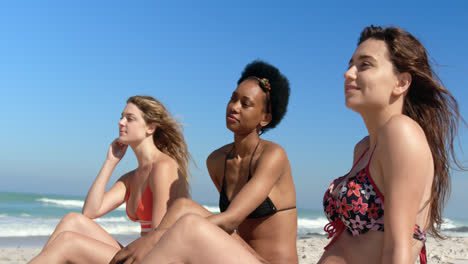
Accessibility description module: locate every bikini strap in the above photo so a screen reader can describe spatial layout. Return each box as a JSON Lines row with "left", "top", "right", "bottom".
{"left": 365, "top": 143, "right": 385, "bottom": 201}
{"left": 350, "top": 147, "right": 370, "bottom": 171}
{"left": 419, "top": 244, "right": 427, "bottom": 264}
{"left": 248, "top": 141, "right": 261, "bottom": 180}
{"left": 365, "top": 144, "right": 378, "bottom": 171}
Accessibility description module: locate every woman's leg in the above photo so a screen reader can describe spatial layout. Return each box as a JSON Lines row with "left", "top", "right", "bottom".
{"left": 109, "top": 198, "right": 216, "bottom": 264}
{"left": 42, "top": 212, "right": 121, "bottom": 250}
{"left": 29, "top": 231, "right": 120, "bottom": 264}
{"left": 148, "top": 198, "right": 214, "bottom": 243}
{"left": 141, "top": 214, "right": 262, "bottom": 264}
{"left": 158, "top": 197, "right": 213, "bottom": 228}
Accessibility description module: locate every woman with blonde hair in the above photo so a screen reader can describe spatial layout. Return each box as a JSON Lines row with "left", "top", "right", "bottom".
{"left": 29, "top": 95, "right": 192, "bottom": 263}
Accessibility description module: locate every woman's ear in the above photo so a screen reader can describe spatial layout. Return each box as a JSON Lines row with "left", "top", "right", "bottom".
{"left": 393, "top": 72, "right": 412, "bottom": 96}
{"left": 259, "top": 113, "right": 272, "bottom": 128}
{"left": 146, "top": 123, "right": 157, "bottom": 135}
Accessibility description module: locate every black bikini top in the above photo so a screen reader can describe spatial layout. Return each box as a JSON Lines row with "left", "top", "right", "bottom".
{"left": 218, "top": 141, "right": 295, "bottom": 219}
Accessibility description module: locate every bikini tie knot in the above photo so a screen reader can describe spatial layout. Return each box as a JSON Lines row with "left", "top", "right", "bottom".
{"left": 324, "top": 219, "right": 344, "bottom": 239}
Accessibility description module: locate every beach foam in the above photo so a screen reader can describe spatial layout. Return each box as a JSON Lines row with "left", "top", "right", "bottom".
{"left": 1, "top": 193, "right": 467, "bottom": 238}
{"left": 36, "top": 197, "right": 126, "bottom": 211}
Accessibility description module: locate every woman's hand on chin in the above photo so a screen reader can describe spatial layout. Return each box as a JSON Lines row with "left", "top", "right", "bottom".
{"left": 107, "top": 138, "right": 128, "bottom": 162}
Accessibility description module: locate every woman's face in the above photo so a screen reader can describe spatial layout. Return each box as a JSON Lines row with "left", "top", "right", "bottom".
{"left": 344, "top": 38, "right": 400, "bottom": 113}
{"left": 226, "top": 79, "right": 268, "bottom": 134}
{"left": 118, "top": 103, "right": 151, "bottom": 144}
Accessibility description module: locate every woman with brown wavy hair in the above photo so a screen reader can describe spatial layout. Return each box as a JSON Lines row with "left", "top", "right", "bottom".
{"left": 29, "top": 95, "right": 192, "bottom": 263}
{"left": 320, "top": 25, "right": 465, "bottom": 264}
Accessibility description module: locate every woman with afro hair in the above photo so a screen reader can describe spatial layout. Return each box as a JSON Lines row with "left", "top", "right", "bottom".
{"left": 110, "top": 60, "right": 298, "bottom": 264}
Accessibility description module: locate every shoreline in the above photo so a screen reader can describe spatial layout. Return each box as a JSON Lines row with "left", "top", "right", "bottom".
{"left": 4, "top": 235, "right": 468, "bottom": 264}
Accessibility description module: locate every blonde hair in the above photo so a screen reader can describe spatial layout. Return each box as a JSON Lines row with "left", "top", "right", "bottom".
{"left": 127, "top": 95, "right": 192, "bottom": 184}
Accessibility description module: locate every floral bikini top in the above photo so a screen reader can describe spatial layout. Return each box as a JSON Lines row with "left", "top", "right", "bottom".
{"left": 323, "top": 146, "right": 427, "bottom": 264}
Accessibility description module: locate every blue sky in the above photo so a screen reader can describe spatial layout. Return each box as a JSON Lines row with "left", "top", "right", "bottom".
{"left": 1, "top": 1, "right": 467, "bottom": 218}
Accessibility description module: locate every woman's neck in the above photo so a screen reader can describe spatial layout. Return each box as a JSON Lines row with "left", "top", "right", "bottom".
{"left": 233, "top": 131, "right": 260, "bottom": 159}
{"left": 361, "top": 104, "right": 402, "bottom": 147}
{"left": 130, "top": 136, "right": 160, "bottom": 168}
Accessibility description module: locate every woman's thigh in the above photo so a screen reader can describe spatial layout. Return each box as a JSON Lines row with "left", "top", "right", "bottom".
{"left": 142, "top": 214, "right": 262, "bottom": 264}
{"left": 31, "top": 231, "right": 121, "bottom": 264}
{"left": 44, "top": 212, "right": 121, "bottom": 249}
{"left": 158, "top": 198, "right": 214, "bottom": 229}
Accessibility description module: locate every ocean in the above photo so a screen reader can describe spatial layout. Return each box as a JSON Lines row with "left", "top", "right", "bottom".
{"left": 1, "top": 192, "right": 467, "bottom": 242}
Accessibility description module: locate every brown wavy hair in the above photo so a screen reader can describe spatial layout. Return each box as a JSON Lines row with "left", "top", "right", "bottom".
{"left": 127, "top": 95, "right": 192, "bottom": 184}
{"left": 358, "top": 25, "right": 466, "bottom": 238}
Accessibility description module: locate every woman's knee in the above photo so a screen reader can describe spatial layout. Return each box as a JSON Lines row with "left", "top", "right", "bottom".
{"left": 60, "top": 212, "right": 90, "bottom": 229}
{"left": 174, "top": 214, "right": 211, "bottom": 237}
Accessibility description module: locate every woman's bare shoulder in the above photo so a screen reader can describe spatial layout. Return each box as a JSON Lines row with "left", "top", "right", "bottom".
{"left": 261, "top": 139, "right": 286, "bottom": 154}
{"left": 207, "top": 143, "right": 233, "bottom": 163}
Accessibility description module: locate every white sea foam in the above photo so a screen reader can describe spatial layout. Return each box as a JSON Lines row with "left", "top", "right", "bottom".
{"left": 36, "top": 197, "right": 126, "bottom": 211}
{"left": 2, "top": 197, "right": 467, "bottom": 238}
{"left": 441, "top": 218, "right": 457, "bottom": 229}
{"left": 298, "top": 217, "right": 329, "bottom": 229}
{"left": 36, "top": 198, "right": 84, "bottom": 208}
{"left": 0, "top": 215, "right": 140, "bottom": 237}
{"left": 203, "top": 205, "right": 220, "bottom": 213}
{"left": 297, "top": 217, "right": 329, "bottom": 235}
{"left": 98, "top": 224, "right": 140, "bottom": 235}
{"left": 297, "top": 217, "right": 468, "bottom": 236}
{"left": 95, "top": 217, "right": 131, "bottom": 223}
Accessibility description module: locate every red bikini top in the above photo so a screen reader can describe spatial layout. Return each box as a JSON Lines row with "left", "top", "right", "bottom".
{"left": 125, "top": 158, "right": 157, "bottom": 233}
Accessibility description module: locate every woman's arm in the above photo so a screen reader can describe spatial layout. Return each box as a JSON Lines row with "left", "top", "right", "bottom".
{"left": 149, "top": 158, "right": 180, "bottom": 229}
{"left": 206, "top": 148, "right": 225, "bottom": 192}
{"left": 378, "top": 116, "right": 433, "bottom": 264}
{"left": 82, "top": 139, "right": 129, "bottom": 218}
{"left": 207, "top": 143, "right": 287, "bottom": 233}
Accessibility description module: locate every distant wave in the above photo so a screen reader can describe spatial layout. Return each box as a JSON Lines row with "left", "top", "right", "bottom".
{"left": 441, "top": 218, "right": 460, "bottom": 229}
{"left": 0, "top": 224, "right": 140, "bottom": 237}
{"left": 95, "top": 217, "right": 130, "bottom": 223}
{"left": 444, "top": 226, "right": 468, "bottom": 232}
{"left": 1, "top": 197, "right": 467, "bottom": 238}
{"left": 0, "top": 215, "right": 139, "bottom": 237}
{"left": 298, "top": 217, "right": 329, "bottom": 228}
{"left": 36, "top": 198, "right": 84, "bottom": 208}
{"left": 36, "top": 197, "right": 126, "bottom": 211}
{"left": 0, "top": 213, "right": 467, "bottom": 237}
{"left": 297, "top": 217, "right": 329, "bottom": 235}
{"left": 36, "top": 198, "right": 218, "bottom": 213}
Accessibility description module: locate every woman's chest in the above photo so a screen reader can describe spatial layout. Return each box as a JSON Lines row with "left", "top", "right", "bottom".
{"left": 323, "top": 168, "right": 385, "bottom": 228}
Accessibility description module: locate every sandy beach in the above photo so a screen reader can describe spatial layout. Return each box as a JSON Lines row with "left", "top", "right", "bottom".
{"left": 296, "top": 236, "right": 468, "bottom": 264}
{"left": 3, "top": 236, "right": 467, "bottom": 264}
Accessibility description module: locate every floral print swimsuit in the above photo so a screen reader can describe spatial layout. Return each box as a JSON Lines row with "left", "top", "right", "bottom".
{"left": 323, "top": 146, "right": 427, "bottom": 264}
